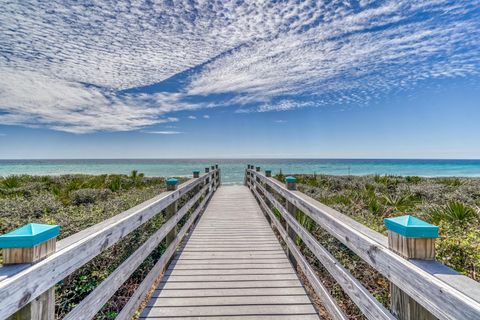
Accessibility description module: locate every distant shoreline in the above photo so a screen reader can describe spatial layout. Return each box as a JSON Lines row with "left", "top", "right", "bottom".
{"left": 1, "top": 159, "right": 480, "bottom": 183}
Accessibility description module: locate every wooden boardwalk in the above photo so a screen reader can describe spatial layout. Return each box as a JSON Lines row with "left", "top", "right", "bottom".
{"left": 141, "top": 185, "right": 320, "bottom": 319}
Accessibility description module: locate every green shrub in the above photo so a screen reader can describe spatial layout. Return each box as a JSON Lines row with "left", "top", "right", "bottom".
{"left": 2, "top": 175, "right": 20, "bottom": 188}
{"left": 367, "top": 197, "right": 383, "bottom": 216}
{"left": 429, "top": 201, "right": 478, "bottom": 224}
{"left": 405, "top": 176, "right": 422, "bottom": 184}
{"left": 295, "top": 210, "right": 315, "bottom": 245}
{"left": 107, "top": 175, "right": 122, "bottom": 192}
{"left": 71, "top": 188, "right": 112, "bottom": 206}
{"left": 437, "top": 177, "right": 464, "bottom": 187}
{"left": 382, "top": 193, "right": 419, "bottom": 212}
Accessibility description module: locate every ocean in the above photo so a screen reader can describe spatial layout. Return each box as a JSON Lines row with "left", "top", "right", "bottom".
{"left": 1, "top": 159, "right": 480, "bottom": 184}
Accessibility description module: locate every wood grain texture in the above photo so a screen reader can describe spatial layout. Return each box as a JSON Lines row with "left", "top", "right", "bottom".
{"left": 63, "top": 183, "right": 212, "bottom": 320}
{"left": 388, "top": 230, "right": 437, "bottom": 320}
{"left": 251, "top": 184, "right": 347, "bottom": 320}
{"left": 248, "top": 169, "right": 480, "bottom": 320}
{"left": 3, "top": 238, "right": 56, "bottom": 264}
{"left": 0, "top": 171, "right": 217, "bottom": 319}
{"left": 387, "top": 231, "right": 435, "bottom": 260}
{"left": 141, "top": 185, "right": 319, "bottom": 320}
{"left": 116, "top": 188, "right": 214, "bottom": 320}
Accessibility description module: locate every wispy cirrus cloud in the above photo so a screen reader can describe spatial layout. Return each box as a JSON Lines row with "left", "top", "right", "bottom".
{"left": 145, "top": 131, "right": 183, "bottom": 135}
{"left": 188, "top": 1, "right": 480, "bottom": 112}
{"left": 0, "top": 0, "right": 479, "bottom": 132}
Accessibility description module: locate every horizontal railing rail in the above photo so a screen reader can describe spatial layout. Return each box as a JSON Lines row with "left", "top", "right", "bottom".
{"left": 245, "top": 167, "right": 480, "bottom": 320}
{"left": 0, "top": 167, "right": 220, "bottom": 319}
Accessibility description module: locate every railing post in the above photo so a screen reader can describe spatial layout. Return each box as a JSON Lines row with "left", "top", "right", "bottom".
{"left": 214, "top": 164, "right": 220, "bottom": 186}
{"left": 384, "top": 215, "right": 439, "bottom": 320}
{"left": 284, "top": 176, "right": 298, "bottom": 268}
{"left": 165, "top": 178, "right": 179, "bottom": 246}
{"left": 0, "top": 223, "right": 59, "bottom": 320}
{"left": 255, "top": 167, "right": 261, "bottom": 184}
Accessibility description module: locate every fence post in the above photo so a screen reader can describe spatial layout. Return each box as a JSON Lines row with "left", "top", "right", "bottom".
{"left": 0, "top": 223, "right": 59, "bottom": 320}
{"left": 284, "top": 176, "right": 298, "bottom": 268}
{"left": 165, "top": 178, "right": 179, "bottom": 246}
{"left": 384, "top": 215, "right": 439, "bottom": 320}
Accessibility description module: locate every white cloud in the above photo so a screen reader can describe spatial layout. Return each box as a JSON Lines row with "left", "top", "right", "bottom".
{"left": 0, "top": 0, "right": 479, "bottom": 132}
{"left": 274, "top": 120, "right": 287, "bottom": 123}
{"left": 187, "top": 1, "right": 480, "bottom": 110}
{"left": 203, "top": 115, "right": 210, "bottom": 119}
{"left": 146, "top": 131, "right": 183, "bottom": 135}
{"left": 188, "top": 116, "right": 197, "bottom": 120}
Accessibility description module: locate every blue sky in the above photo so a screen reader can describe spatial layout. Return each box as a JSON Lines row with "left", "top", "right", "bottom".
{"left": 0, "top": 1, "right": 479, "bottom": 159}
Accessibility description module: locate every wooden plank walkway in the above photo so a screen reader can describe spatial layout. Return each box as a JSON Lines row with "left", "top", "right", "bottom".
{"left": 141, "top": 185, "right": 320, "bottom": 319}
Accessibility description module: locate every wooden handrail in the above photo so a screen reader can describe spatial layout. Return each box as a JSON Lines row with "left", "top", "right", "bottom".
{"left": 246, "top": 169, "right": 480, "bottom": 320}
{"left": 251, "top": 183, "right": 348, "bottom": 320}
{"left": 0, "top": 169, "right": 219, "bottom": 319}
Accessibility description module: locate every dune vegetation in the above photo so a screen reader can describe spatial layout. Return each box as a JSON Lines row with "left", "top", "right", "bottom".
{"left": 274, "top": 173, "right": 480, "bottom": 318}
{"left": 0, "top": 172, "right": 184, "bottom": 319}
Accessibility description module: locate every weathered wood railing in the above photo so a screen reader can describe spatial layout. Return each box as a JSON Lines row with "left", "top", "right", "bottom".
{"left": 0, "top": 167, "right": 220, "bottom": 320}
{"left": 245, "top": 166, "right": 480, "bottom": 320}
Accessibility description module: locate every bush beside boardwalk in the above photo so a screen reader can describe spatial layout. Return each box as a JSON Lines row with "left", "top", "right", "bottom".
{"left": 275, "top": 173, "right": 480, "bottom": 318}
{"left": 0, "top": 173, "right": 185, "bottom": 319}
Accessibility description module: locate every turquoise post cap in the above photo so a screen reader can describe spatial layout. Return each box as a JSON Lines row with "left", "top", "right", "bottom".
{"left": 193, "top": 170, "right": 200, "bottom": 174}
{"left": 384, "top": 215, "right": 439, "bottom": 238}
{"left": 285, "top": 176, "right": 297, "bottom": 183}
{"left": 166, "top": 178, "right": 178, "bottom": 185}
{"left": 265, "top": 170, "right": 272, "bottom": 173}
{"left": 0, "top": 223, "right": 60, "bottom": 248}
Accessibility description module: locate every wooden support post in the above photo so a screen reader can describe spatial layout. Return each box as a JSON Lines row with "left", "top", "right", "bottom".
{"left": 166, "top": 178, "right": 178, "bottom": 191}
{"left": 193, "top": 170, "right": 200, "bottom": 178}
{"left": 384, "top": 215, "right": 439, "bottom": 320}
{"left": 284, "top": 176, "right": 298, "bottom": 267}
{"left": 265, "top": 170, "right": 272, "bottom": 177}
{"left": 285, "top": 200, "right": 297, "bottom": 268}
{"left": 165, "top": 179, "right": 179, "bottom": 246}
{"left": 0, "top": 223, "right": 60, "bottom": 320}
{"left": 285, "top": 176, "right": 297, "bottom": 190}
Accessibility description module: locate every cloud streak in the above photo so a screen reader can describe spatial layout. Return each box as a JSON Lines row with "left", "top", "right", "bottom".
{"left": 146, "top": 131, "right": 183, "bottom": 135}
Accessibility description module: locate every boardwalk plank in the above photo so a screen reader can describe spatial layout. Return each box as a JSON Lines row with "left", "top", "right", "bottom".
{"left": 141, "top": 185, "right": 320, "bottom": 319}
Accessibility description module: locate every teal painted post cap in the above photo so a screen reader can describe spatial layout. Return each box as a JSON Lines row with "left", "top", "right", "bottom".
{"left": 166, "top": 178, "right": 178, "bottom": 185}
{"left": 384, "top": 215, "right": 439, "bottom": 238}
{"left": 285, "top": 176, "right": 297, "bottom": 183}
{"left": 265, "top": 170, "right": 271, "bottom": 174}
{"left": 0, "top": 223, "right": 60, "bottom": 248}
{"left": 193, "top": 170, "right": 200, "bottom": 174}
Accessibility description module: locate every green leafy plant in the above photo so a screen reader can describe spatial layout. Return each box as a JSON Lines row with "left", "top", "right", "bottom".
{"left": 437, "top": 177, "right": 464, "bottom": 187}
{"left": 382, "top": 193, "right": 418, "bottom": 212}
{"left": 429, "top": 201, "right": 478, "bottom": 224}
{"left": 2, "top": 175, "right": 20, "bottom": 188}
{"left": 367, "top": 197, "right": 383, "bottom": 215}
{"left": 405, "top": 176, "right": 422, "bottom": 184}
{"left": 108, "top": 175, "right": 122, "bottom": 192}
{"left": 295, "top": 210, "right": 314, "bottom": 246}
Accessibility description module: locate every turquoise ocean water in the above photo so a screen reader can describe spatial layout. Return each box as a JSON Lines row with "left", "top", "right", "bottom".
{"left": 1, "top": 159, "right": 479, "bottom": 185}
